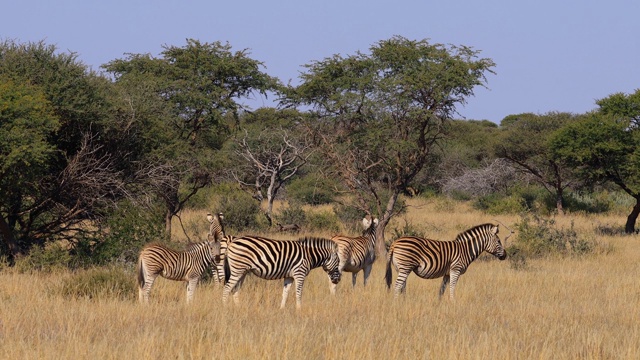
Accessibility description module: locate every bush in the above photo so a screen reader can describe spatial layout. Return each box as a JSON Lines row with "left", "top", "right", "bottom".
{"left": 55, "top": 266, "right": 136, "bottom": 301}
{"left": 513, "top": 214, "right": 597, "bottom": 258}
{"left": 473, "top": 193, "right": 526, "bottom": 214}
{"left": 218, "top": 190, "right": 263, "bottom": 232}
{"left": 287, "top": 175, "right": 336, "bottom": 205}
{"left": 277, "top": 203, "right": 307, "bottom": 227}
{"left": 14, "top": 242, "right": 73, "bottom": 272}
{"left": 305, "top": 211, "right": 340, "bottom": 232}
{"left": 90, "top": 200, "right": 166, "bottom": 266}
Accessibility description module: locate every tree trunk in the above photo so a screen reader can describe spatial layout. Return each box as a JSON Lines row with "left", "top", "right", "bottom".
{"left": 624, "top": 197, "right": 640, "bottom": 234}
{"left": 0, "top": 216, "right": 19, "bottom": 263}
{"left": 556, "top": 187, "right": 565, "bottom": 215}
{"left": 165, "top": 209, "right": 173, "bottom": 235}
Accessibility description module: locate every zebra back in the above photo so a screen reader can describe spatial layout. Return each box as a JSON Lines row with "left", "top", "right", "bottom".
{"left": 331, "top": 217, "right": 378, "bottom": 270}
{"left": 138, "top": 241, "right": 220, "bottom": 283}
{"left": 224, "top": 235, "right": 340, "bottom": 281}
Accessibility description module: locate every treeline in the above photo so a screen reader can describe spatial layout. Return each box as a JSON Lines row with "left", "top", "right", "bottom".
{"left": 1, "top": 38, "right": 638, "bottom": 266}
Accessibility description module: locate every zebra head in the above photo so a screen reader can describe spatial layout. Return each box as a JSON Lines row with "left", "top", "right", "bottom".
{"left": 206, "top": 241, "right": 222, "bottom": 264}
{"left": 323, "top": 243, "right": 342, "bottom": 284}
{"left": 487, "top": 225, "right": 507, "bottom": 260}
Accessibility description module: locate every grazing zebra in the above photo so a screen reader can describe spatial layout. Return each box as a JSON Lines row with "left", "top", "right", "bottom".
{"left": 137, "top": 240, "right": 221, "bottom": 304}
{"left": 222, "top": 236, "right": 341, "bottom": 309}
{"left": 385, "top": 223, "right": 508, "bottom": 300}
{"left": 328, "top": 216, "right": 379, "bottom": 294}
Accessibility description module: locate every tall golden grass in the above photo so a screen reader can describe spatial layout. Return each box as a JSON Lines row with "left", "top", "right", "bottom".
{"left": 1, "top": 197, "right": 639, "bottom": 359}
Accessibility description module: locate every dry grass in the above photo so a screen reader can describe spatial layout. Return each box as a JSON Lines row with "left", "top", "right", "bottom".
{"left": 2, "top": 197, "right": 640, "bottom": 359}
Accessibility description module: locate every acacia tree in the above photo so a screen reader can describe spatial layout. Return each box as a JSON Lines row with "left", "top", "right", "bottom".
{"left": 284, "top": 36, "right": 495, "bottom": 256}
{"left": 104, "top": 39, "right": 279, "bottom": 234}
{"left": 495, "top": 112, "right": 579, "bottom": 214}
{"left": 227, "top": 108, "right": 312, "bottom": 226}
{"left": 0, "top": 41, "right": 126, "bottom": 262}
{"left": 552, "top": 90, "right": 640, "bottom": 233}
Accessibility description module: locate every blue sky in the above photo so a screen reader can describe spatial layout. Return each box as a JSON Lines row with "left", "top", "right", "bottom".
{"left": 3, "top": 0, "right": 638, "bottom": 123}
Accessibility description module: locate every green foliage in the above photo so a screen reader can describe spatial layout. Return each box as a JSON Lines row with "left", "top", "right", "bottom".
{"left": 277, "top": 204, "right": 307, "bottom": 227}
{"left": 218, "top": 190, "right": 262, "bottom": 232}
{"left": 13, "top": 243, "right": 73, "bottom": 272}
{"left": 287, "top": 174, "right": 336, "bottom": 205}
{"left": 511, "top": 214, "right": 597, "bottom": 258}
{"left": 333, "top": 204, "right": 367, "bottom": 231}
{"left": 55, "top": 266, "right": 136, "bottom": 301}
{"left": 305, "top": 211, "right": 340, "bottom": 232}
{"left": 473, "top": 193, "right": 527, "bottom": 214}
{"left": 391, "top": 219, "right": 426, "bottom": 239}
{"left": 90, "top": 201, "right": 166, "bottom": 266}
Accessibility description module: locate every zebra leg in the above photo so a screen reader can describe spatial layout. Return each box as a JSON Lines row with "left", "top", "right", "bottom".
{"left": 223, "top": 272, "right": 244, "bottom": 306}
{"left": 351, "top": 272, "right": 358, "bottom": 288}
{"left": 393, "top": 267, "right": 412, "bottom": 297}
{"left": 281, "top": 277, "right": 293, "bottom": 309}
{"left": 186, "top": 278, "right": 199, "bottom": 303}
{"left": 362, "top": 264, "right": 373, "bottom": 287}
{"left": 438, "top": 275, "right": 450, "bottom": 299}
{"left": 294, "top": 276, "right": 305, "bottom": 310}
{"left": 448, "top": 271, "right": 461, "bottom": 300}
{"left": 139, "top": 273, "right": 157, "bottom": 304}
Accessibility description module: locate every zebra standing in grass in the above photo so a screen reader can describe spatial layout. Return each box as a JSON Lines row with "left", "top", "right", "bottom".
{"left": 385, "top": 223, "right": 508, "bottom": 300}
{"left": 328, "top": 216, "right": 379, "bottom": 294}
{"left": 222, "top": 236, "right": 341, "bottom": 309}
{"left": 137, "top": 240, "right": 221, "bottom": 304}
{"left": 207, "top": 212, "right": 228, "bottom": 283}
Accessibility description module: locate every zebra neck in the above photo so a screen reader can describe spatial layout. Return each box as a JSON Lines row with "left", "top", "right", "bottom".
{"left": 456, "top": 238, "right": 485, "bottom": 262}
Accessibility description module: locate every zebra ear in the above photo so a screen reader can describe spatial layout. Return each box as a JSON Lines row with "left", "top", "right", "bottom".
{"left": 362, "top": 217, "right": 371, "bottom": 228}
{"left": 492, "top": 225, "right": 499, "bottom": 234}
{"left": 206, "top": 213, "right": 214, "bottom": 223}
{"left": 373, "top": 218, "right": 379, "bottom": 226}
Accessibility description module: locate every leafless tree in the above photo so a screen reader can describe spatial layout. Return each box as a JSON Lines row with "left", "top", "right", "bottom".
{"left": 231, "top": 128, "right": 312, "bottom": 226}
{"left": 441, "top": 158, "right": 520, "bottom": 197}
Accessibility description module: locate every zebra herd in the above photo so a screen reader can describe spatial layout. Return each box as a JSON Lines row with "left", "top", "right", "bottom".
{"left": 136, "top": 212, "right": 509, "bottom": 309}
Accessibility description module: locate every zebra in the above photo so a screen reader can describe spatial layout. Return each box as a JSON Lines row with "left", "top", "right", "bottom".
{"left": 206, "top": 212, "right": 227, "bottom": 283}
{"left": 385, "top": 223, "right": 508, "bottom": 300}
{"left": 206, "top": 212, "right": 226, "bottom": 243}
{"left": 222, "top": 236, "right": 341, "bottom": 309}
{"left": 137, "top": 240, "right": 221, "bottom": 304}
{"left": 328, "top": 216, "right": 379, "bottom": 294}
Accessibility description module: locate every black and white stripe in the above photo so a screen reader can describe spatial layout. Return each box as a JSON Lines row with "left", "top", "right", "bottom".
{"left": 329, "top": 217, "right": 379, "bottom": 294}
{"left": 385, "top": 223, "right": 507, "bottom": 299}
{"left": 206, "top": 212, "right": 227, "bottom": 283}
{"left": 137, "top": 241, "right": 221, "bottom": 303}
{"left": 222, "top": 236, "right": 341, "bottom": 309}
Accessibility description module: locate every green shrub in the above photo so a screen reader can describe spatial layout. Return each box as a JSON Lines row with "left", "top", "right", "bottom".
{"left": 14, "top": 242, "right": 72, "bottom": 272}
{"left": 473, "top": 193, "right": 526, "bottom": 214}
{"left": 306, "top": 211, "right": 340, "bottom": 232}
{"left": 391, "top": 218, "right": 426, "bottom": 239}
{"left": 514, "top": 214, "right": 597, "bottom": 258}
{"left": 287, "top": 175, "right": 336, "bottom": 205}
{"left": 333, "top": 204, "right": 364, "bottom": 232}
{"left": 277, "top": 203, "right": 307, "bottom": 227}
{"left": 90, "top": 200, "right": 166, "bottom": 266}
{"left": 55, "top": 266, "right": 136, "bottom": 301}
{"left": 218, "top": 190, "right": 263, "bottom": 232}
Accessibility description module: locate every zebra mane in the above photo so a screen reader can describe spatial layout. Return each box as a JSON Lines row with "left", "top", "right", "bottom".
{"left": 185, "top": 241, "right": 210, "bottom": 252}
{"left": 454, "top": 223, "right": 496, "bottom": 242}
{"left": 296, "top": 236, "right": 335, "bottom": 248}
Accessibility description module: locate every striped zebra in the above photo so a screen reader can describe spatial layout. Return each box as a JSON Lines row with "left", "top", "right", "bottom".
{"left": 206, "top": 212, "right": 226, "bottom": 243}
{"left": 206, "top": 212, "right": 227, "bottom": 283}
{"left": 222, "top": 236, "right": 341, "bottom": 309}
{"left": 385, "top": 223, "right": 508, "bottom": 300}
{"left": 137, "top": 240, "right": 221, "bottom": 304}
{"left": 329, "top": 216, "right": 379, "bottom": 294}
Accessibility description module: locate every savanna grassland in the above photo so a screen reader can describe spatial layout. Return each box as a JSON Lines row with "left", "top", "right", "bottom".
{"left": 1, "top": 197, "right": 639, "bottom": 359}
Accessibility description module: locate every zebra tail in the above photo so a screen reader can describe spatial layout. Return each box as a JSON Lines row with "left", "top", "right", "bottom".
{"left": 384, "top": 249, "right": 393, "bottom": 290}
{"left": 223, "top": 255, "right": 230, "bottom": 284}
{"left": 137, "top": 256, "right": 145, "bottom": 289}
